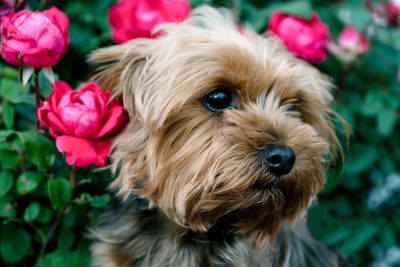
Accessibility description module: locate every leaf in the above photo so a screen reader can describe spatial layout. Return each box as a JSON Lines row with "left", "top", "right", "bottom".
{"left": 37, "top": 207, "right": 53, "bottom": 224}
{"left": 0, "top": 79, "right": 29, "bottom": 104}
{"left": 39, "top": 69, "right": 59, "bottom": 98}
{"left": 340, "top": 221, "right": 378, "bottom": 256}
{"left": 377, "top": 108, "right": 397, "bottom": 137}
{"left": 2, "top": 101, "right": 15, "bottom": 129}
{"left": 90, "top": 194, "right": 111, "bottom": 207}
{"left": 57, "top": 228, "right": 75, "bottom": 250}
{"left": 0, "top": 149, "right": 19, "bottom": 170}
{"left": 267, "top": 0, "right": 313, "bottom": 18}
{"left": 23, "top": 202, "right": 41, "bottom": 222}
{"left": 42, "top": 67, "right": 55, "bottom": 84}
{"left": 48, "top": 178, "right": 72, "bottom": 209}
{"left": 22, "top": 66, "right": 35, "bottom": 87}
{"left": 17, "top": 130, "right": 55, "bottom": 169}
{"left": 0, "top": 198, "right": 16, "bottom": 218}
{"left": 37, "top": 249, "right": 90, "bottom": 267}
{"left": 0, "top": 225, "right": 31, "bottom": 264}
{"left": 0, "top": 171, "right": 13, "bottom": 196}
{"left": 16, "top": 172, "right": 42, "bottom": 195}
{"left": 344, "top": 144, "right": 378, "bottom": 175}
{"left": 0, "top": 130, "right": 14, "bottom": 142}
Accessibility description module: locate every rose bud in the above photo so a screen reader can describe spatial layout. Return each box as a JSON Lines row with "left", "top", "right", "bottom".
{"left": 108, "top": 0, "right": 190, "bottom": 43}
{"left": 37, "top": 81, "right": 126, "bottom": 167}
{"left": 0, "top": 7, "right": 69, "bottom": 68}
{"left": 267, "top": 11, "right": 329, "bottom": 63}
{"left": 338, "top": 26, "right": 369, "bottom": 54}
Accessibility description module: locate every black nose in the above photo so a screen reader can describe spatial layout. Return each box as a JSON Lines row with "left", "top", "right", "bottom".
{"left": 261, "top": 145, "right": 295, "bottom": 176}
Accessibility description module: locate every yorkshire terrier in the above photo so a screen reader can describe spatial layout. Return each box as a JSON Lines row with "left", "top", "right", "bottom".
{"left": 90, "top": 7, "right": 347, "bottom": 267}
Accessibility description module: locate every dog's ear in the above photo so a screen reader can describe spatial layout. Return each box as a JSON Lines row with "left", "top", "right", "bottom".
{"left": 298, "top": 63, "right": 350, "bottom": 163}
{"left": 89, "top": 41, "right": 154, "bottom": 116}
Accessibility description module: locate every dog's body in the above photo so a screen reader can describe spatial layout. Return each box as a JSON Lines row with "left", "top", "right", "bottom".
{"left": 90, "top": 7, "right": 347, "bottom": 267}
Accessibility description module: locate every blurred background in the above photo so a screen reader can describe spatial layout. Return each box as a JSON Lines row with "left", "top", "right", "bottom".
{"left": 0, "top": 0, "right": 399, "bottom": 266}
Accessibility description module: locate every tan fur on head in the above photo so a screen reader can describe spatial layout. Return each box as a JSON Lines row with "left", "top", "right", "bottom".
{"left": 91, "top": 7, "right": 343, "bottom": 245}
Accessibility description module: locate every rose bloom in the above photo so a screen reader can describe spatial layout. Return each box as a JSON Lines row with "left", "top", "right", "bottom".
{"left": 38, "top": 81, "right": 126, "bottom": 167}
{"left": 338, "top": 26, "right": 369, "bottom": 54}
{"left": 108, "top": 0, "right": 190, "bottom": 43}
{"left": 268, "top": 11, "right": 329, "bottom": 63}
{"left": 0, "top": 7, "right": 69, "bottom": 68}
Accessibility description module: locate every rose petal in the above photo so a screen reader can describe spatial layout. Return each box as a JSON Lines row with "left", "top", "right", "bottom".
{"left": 43, "top": 7, "right": 69, "bottom": 34}
{"left": 56, "top": 136, "right": 98, "bottom": 167}
{"left": 93, "top": 139, "right": 113, "bottom": 166}
{"left": 96, "top": 103, "right": 126, "bottom": 138}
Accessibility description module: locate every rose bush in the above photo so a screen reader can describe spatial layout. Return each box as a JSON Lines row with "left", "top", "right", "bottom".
{"left": 108, "top": 0, "right": 190, "bottom": 43}
{"left": 0, "top": 1, "right": 399, "bottom": 267}
{"left": 0, "top": 7, "right": 68, "bottom": 67}
{"left": 38, "top": 81, "right": 126, "bottom": 167}
{"left": 267, "top": 11, "right": 329, "bottom": 62}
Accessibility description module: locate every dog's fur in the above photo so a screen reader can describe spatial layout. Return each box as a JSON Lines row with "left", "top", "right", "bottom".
{"left": 90, "top": 7, "right": 347, "bottom": 267}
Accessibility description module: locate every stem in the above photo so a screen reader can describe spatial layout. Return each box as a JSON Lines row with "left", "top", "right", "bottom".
{"left": 37, "top": 206, "right": 68, "bottom": 262}
{"left": 71, "top": 166, "right": 78, "bottom": 193}
{"left": 34, "top": 69, "right": 41, "bottom": 130}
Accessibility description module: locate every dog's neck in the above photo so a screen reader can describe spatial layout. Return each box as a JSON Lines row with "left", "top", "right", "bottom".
{"left": 92, "top": 196, "right": 346, "bottom": 267}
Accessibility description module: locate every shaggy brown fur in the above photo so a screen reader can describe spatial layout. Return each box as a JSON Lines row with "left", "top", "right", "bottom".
{"left": 90, "top": 7, "right": 347, "bottom": 267}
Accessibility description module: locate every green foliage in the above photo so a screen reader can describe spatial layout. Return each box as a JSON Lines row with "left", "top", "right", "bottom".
{"left": 0, "top": 0, "right": 399, "bottom": 266}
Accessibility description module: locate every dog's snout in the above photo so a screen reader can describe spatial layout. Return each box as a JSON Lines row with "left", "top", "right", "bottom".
{"left": 262, "top": 145, "right": 295, "bottom": 176}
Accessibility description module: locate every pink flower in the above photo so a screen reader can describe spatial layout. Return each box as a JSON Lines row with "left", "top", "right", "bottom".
{"left": 338, "top": 26, "right": 369, "bottom": 54}
{"left": 0, "top": 7, "right": 69, "bottom": 68}
{"left": 108, "top": 0, "right": 190, "bottom": 43}
{"left": 267, "top": 11, "right": 329, "bottom": 63}
{"left": 37, "top": 81, "right": 126, "bottom": 167}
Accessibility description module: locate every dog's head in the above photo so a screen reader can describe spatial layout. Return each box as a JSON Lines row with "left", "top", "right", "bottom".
{"left": 92, "top": 7, "right": 343, "bottom": 244}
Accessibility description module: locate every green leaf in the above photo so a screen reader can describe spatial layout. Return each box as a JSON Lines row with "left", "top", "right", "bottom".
{"left": 58, "top": 228, "right": 75, "bottom": 250}
{"left": 37, "top": 207, "right": 53, "bottom": 224}
{"left": 39, "top": 69, "right": 59, "bottom": 98}
{"left": 0, "top": 198, "right": 16, "bottom": 218}
{"left": 90, "top": 194, "right": 111, "bottom": 207}
{"left": 308, "top": 204, "right": 350, "bottom": 245}
{"left": 344, "top": 145, "right": 378, "bottom": 175}
{"left": 340, "top": 221, "right": 378, "bottom": 256}
{"left": 0, "top": 171, "right": 13, "bottom": 196}
{"left": 0, "top": 225, "right": 31, "bottom": 264}
{"left": 0, "top": 149, "right": 19, "bottom": 170}
{"left": 17, "top": 130, "right": 55, "bottom": 169}
{"left": 16, "top": 172, "right": 42, "bottom": 195}
{"left": 37, "top": 249, "right": 90, "bottom": 267}
{"left": 48, "top": 178, "right": 72, "bottom": 209}
{"left": 23, "top": 202, "right": 41, "bottom": 222}
{"left": 377, "top": 108, "right": 397, "bottom": 137}
{"left": 0, "top": 130, "right": 14, "bottom": 142}
{"left": 2, "top": 101, "right": 15, "bottom": 129}
{"left": 268, "top": 0, "right": 313, "bottom": 18}
{"left": 0, "top": 79, "right": 29, "bottom": 104}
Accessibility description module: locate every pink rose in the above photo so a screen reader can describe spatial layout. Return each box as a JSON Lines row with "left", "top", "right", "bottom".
{"left": 0, "top": 7, "right": 69, "bottom": 68}
{"left": 37, "top": 81, "right": 126, "bottom": 167}
{"left": 108, "top": 0, "right": 190, "bottom": 43}
{"left": 338, "top": 26, "right": 369, "bottom": 54}
{"left": 268, "top": 11, "right": 329, "bottom": 63}
{"left": 382, "top": 1, "right": 400, "bottom": 26}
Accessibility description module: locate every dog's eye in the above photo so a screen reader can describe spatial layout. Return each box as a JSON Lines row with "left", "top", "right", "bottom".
{"left": 202, "top": 88, "right": 235, "bottom": 112}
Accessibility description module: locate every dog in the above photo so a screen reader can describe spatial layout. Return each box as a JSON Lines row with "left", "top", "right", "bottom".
{"left": 90, "top": 7, "right": 348, "bottom": 267}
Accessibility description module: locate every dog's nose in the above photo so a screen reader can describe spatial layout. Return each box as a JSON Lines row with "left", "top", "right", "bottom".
{"left": 261, "top": 145, "right": 295, "bottom": 176}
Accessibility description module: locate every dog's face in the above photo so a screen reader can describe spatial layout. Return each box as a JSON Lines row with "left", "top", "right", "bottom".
{"left": 93, "top": 7, "right": 340, "bottom": 245}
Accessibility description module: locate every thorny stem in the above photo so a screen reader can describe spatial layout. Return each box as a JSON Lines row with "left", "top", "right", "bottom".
{"left": 34, "top": 69, "right": 41, "bottom": 130}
